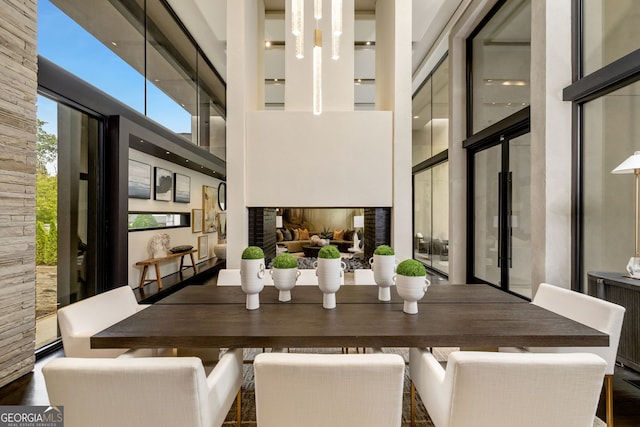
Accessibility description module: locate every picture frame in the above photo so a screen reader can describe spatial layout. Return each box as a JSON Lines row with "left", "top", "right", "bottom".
{"left": 198, "top": 235, "right": 208, "bottom": 260}
{"left": 174, "top": 173, "right": 191, "bottom": 203}
{"left": 154, "top": 167, "right": 173, "bottom": 201}
{"left": 192, "top": 209, "right": 203, "bottom": 233}
{"left": 128, "top": 160, "right": 151, "bottom": 199}
{"left": 202, "top": 185, "right": 219, "bottom": 233}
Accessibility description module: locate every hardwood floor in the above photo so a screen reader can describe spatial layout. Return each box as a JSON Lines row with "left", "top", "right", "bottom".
{"left": 1, "top": 347, "right": 640, "bottom": 426}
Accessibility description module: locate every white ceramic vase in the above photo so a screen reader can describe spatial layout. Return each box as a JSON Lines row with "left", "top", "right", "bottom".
{"left": 314, "top": 258, "right": 346, "bottom": 309}
{"left": 270, "top": 267, "right": 300, "bottom": 302}
{"left": 394, "top": 274, "right": 431, "bottom": 314}
{"left": 369, "top": 254, "right": 396, "bottom": 301}
{"left": 240, "top": 258, "right": 265, "bottom": 310}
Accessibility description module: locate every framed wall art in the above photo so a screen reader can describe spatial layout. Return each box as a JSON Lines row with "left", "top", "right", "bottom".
{"left": 192, "top": 209, "right": 203, "bottom": 233}
{"left": 154, "top": 167, "right": 173, "bottom": 201}
{"left": 202, "top": 185, "right": 220, "bottom": 233}
{"left": 198, "top": 235, "right": 209, "bottom": 260}
{"left": 128, "top": 160, "right": 151, "bottom": 199}
{"left": 174, "top": 173, "right": 191, "bottom": 203}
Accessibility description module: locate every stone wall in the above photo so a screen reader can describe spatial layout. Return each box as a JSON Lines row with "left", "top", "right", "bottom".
{"left": 0, "top": 0, "right": 37, "bottom": 387}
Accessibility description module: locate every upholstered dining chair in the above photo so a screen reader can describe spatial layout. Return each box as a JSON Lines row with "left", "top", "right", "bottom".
{"left": 409, "top": 350, "right": 606, "bottom": 427}
{"left": 43, "top": 349, "right": 243, "bottom": 427}
{"left": 254, "top": 352, "right": 405, "bottom": 427}
{"left": 57, "top": 285, "right": 154, "bottom": 358}
{"left": 502, "top": 283, "right": 625, "bottom": 427}
{"left": 353, "top": 268, "right": 375, "bottom": 285}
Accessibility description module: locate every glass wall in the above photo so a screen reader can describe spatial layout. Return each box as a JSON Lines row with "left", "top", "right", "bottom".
{"left": 583, "top": 0, "right": 640, "bottom": 76}
{"left": 582, "top": 80, "right": 640, "bottom": 281}
{"left": 469, "top": 0, "right": 530, "bottom": 135}
{"left": 39, "top": 0, "right": 226, "bottom": 160}
{"left": 412, "top": 56, "right": 450, "bottom": 276}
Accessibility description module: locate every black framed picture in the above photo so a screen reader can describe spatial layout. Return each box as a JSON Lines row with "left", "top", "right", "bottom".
{"left": 128, "top": 160, "right": 151, "bottom": 199}
{"left": 174, "top": 173, "right": 191, "bottom": 203}
{"left": 154, "top": 167, "right": 173, "bottom": 201}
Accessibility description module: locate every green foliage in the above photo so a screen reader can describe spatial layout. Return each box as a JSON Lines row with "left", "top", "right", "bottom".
{"left": 273, "top": 253, "right": 298, "bottom": 269}
{"left": 396, "top": 259, "right": 426, "bottom": 277}
{"left": 242, "top": 246, "right": 264, "bottom": 259}
{"left": 35, "top": 222, "right": 46, "bottom": 264}
{"left": 374, "top": 245, "right": 395, "bottom": 256}
{"left": 36, "top": 173, "right": 57, "bottom": 224}
{"left": 320, "top": 226, "right": 333, "bottom": 239}
{"left": 318, "top": 245, "right": 340, "bottom": 259}
{"left": 36, "top": 119, "right": 57, "bottom": 176}
{"left": 43, "top": 222, "right": 58, "bottom": 265}
{"left": 129, "top": 214, "right": 159, "bottom": 229}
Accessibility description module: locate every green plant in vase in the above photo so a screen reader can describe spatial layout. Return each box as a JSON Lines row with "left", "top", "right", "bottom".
{"left": 240, "top": 246, "right": 265, "bottom": 310}
{"left": 370, "top": 245, "right": 396, "bottom": 301}
{"left": 270, "top": 253, "right": 299, "bottom": 302}
{"left": 315, "top": 245, "right": 345, "bottom": 309}
{"left": 394, "top": 259, "right": 430, "bottom": 314}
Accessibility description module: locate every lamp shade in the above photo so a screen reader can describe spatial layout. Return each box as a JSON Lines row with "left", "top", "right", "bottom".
{"left": 612, "top": 151, "right": 640, "bottom": 174}
{"left": 353, "top": 215, "right": 364, "bottom": 228}
{"left": 276, "top": 216, "right": 283, "bottom": 228}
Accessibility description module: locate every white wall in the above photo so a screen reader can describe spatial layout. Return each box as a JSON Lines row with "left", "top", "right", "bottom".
{"left": 127, "top": 149, "right": 222, "bottom": 287}
{"left": 245, "top": 111, "right": 392, "bottom": 207}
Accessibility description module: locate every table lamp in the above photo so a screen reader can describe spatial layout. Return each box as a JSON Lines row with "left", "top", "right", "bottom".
{"left": 612, "top": 151, "right": 640, "bottom": 278}
{"left": 353, "top": 215, "right": 364, "bottom": 249}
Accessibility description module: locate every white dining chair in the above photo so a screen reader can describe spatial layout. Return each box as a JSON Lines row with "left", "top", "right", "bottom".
{"left": 57, "top": 286, "right": 155, "bottom": 358}
{"left": 353, "top": 268, "right": 375, "bottom": 285}
{"left": 254, "top": 352, "right": 405, "bottom": 427}
{"left": 43, "top": 348, "right": 243, "bottom": 427}
{"left": 409, "top": 349, "right": 606, "bottom": 427}
{"left": 217, "top": 268, "right": 275, "bottom": 286}
{"left": 502, "top": 283, "right": 625, "bottom": 427}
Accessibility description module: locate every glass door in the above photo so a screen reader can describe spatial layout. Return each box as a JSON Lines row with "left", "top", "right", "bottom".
{"left": 470, "top": 132, "right": 531, "bottom": 297}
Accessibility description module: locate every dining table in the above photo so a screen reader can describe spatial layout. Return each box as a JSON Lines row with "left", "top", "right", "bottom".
{"left": 91, "top": 283, "right": 609, "bottom": 351}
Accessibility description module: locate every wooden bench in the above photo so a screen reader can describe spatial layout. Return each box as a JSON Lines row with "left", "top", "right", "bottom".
{"left": 136, "top": 249, "right": 197, "bottom": 289}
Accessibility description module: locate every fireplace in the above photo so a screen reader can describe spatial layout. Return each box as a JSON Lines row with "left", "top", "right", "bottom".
{"left": 248, "top": 207, "right": 391, "bottom": 262}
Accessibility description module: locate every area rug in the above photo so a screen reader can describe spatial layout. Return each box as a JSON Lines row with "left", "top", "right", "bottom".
{"left": 221, "top": 348, "right": 605, "bottom": 427}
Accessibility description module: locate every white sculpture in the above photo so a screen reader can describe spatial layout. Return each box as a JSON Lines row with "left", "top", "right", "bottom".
{"left": 150, "top": 233, "right": 171, "bottom": 258}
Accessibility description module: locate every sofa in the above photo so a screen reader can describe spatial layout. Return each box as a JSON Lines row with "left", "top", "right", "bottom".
{"left": 277, "top": 228, "right": 357, "bottom": 254}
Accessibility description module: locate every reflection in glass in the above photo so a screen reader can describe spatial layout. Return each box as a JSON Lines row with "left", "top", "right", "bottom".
{"left": 583, "top": 0, "right": 640, "bottom": 76}
{"left": 583, "top": 80, "right": 640, "bottom": 285}
{"left": 470, "top": 0, "right": 530, "bottom": 134}
{"left": 508, "top": 134, "right": 531, "bottom": 298}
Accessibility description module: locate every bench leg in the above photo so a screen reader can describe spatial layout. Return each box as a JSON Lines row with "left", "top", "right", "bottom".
{"left": 138, "top": 265, "right": 149, "bottom": 289}
{"left": 190, "top": 253, "right": 196, "bottom": 271}
{"left": 154, "top": 263, "right": 163, "bottom": 288}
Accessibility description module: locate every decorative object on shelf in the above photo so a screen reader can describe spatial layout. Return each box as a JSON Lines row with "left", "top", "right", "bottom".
{"left": 369, "top": 245, "right": 396, "bottom": 301}
{"left": 240, "top": 246, "right": 265, "bottom": 310}
{"left": 128, "top": 159, "right": 151, "bottom": 199}
{"left": 170, "top": 245, "right": 193, "bottom": 254}
{"left": 314, "top": 245, "right": 345, "bottom": 309}
{"left": 192, "top": 209, "right": 202, "bottom": 233}
{"left": 394, "top": 259, "right": 430, "bottom": 314}
{"left": 612, "top": 151, "right": 640, "bottom": 278}
{"left": 202, "top": 185, "right": 219, "bottom": 233}
{"left": 150, "top": 233, "right": 170, "bottom": 258}
{"left": 197, "top": 235, "right": 208, "bottom": 260}
{"left": 154, "top": 167, "right": 173, "bottom": 201}
{"left": 217, "top": 182, "right": 226, "bottom": 210}
{"left": 213, "top": 243, "right": 227, "bottom": 259}
{"left": 173, "top": 173, "right": 190, "bottom": 203}
{"left": 270, "top": 253, "right": 300, "bottom": 302}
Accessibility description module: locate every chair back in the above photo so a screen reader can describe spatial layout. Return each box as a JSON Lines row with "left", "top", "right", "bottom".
{"left": 57, "top": 286, "right": 145, "bottom": 357}
{"left": 353, "top": 269, "right": 375, "bottom": 285}
{"left": 216, "top": 269, "right": 241, "bottom": 286}
{"left": 43, "top": 357, "right": 214, "bottom": 427}
{"left": 254, "top": 352, "right": 405, "bottom": 427}
{"left": 442, "top": 351, "right": 606, "bottom": 427}
{"left": 530, "top": 282, "right": 625, "bottom": 374}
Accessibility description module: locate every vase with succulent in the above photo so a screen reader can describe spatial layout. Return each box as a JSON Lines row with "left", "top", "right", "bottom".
{"left": 369, "top": 245, "right": 396, "bottom": 301}
{"left": 313, "top": 245, "right": 346, "bottom": 309}
{"left": 394, "top": 259, "right": 430, "bottom": 314}
{"left": 270, "top": 253, "right": 300, "bottom": 302}
{"left": 240, "top": 246, "right": 265, "bottom": 310}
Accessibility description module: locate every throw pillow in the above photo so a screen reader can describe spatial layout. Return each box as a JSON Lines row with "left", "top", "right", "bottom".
{"left": 283, "top": 228, "right": 292, "bottom": 241}
{"left": 292, "top": 228, "right": 300, "bottom": 240}
{"left": 276, "top": 229, "right": 284, "bottom": 242}
{"left": 333, "top": 229, "right": 344, "bottom": 240}
{"left": 343, "top": 229, "right": 354, "bottom": 241}
{"left": 299, "top": 228, "right": 310, "bottom": 240}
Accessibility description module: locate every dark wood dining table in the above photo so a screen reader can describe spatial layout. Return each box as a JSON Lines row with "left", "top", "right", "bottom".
{"left": 91, "top": 284, "right": 608, "bottom": 350}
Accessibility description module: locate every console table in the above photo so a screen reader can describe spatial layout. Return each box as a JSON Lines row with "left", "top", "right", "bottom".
{"left": 136, "top": 249, "right": 196, "bottom": 289}
{"left": 587, "top": 271, "right": 639, "bottom": 372}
